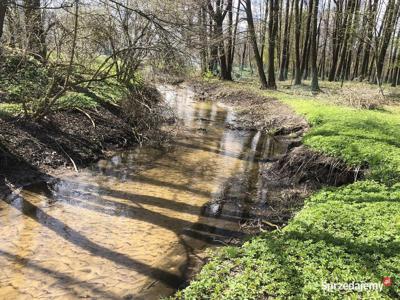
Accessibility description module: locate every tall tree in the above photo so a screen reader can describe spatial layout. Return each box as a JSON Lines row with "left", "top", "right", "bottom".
{"left": 336, "top": 0, "right": 357, "bottom": 82}
{"left": 376, "top": 0, "right": 400, "bottom": 84}
{"left": 360, "top": 0, "right": 378, "bottom": 81}
{"left": 278, "top": 0, "right": 291, "bottom": 81}
{"left": 199, "top": 6, "right": 208, "bottom": 74}
{"left": 294, "top": 0, "right": 302, "bottom": 84}
{"left": 391, "top": 26, "right": 400, "bottom": 87}
{"left": 328, "top": 0, "right": 344, "bottom": 81}
{"left": 24, "top": 0, "right": 46, "bottom": 60}
{"left": 0, "top": 0, "right": 7, "bottom": 41}
{"left": 300, "top": 0, "right": 314, "bottom": 79}
{"left": 267, "top": 0, "right": 279, "bottom": 89}
{"left": 207, "top": 0, "right": 232, "bottom": 80}
{"left": 243, "top": 0, "right": 268, "bottom": 88}
{"left": 310, "top": 0, "right": 319, "bottom": 91}
{"left": 319, "top": 0, "right": 331, "bottom": 80}
{"left": 229, "top": 2, "right": 240, "bottom": 74}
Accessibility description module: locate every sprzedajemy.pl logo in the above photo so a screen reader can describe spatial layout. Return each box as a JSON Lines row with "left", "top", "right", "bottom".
{"left": 322, "top": 276, "right": 398, "bottom": 292}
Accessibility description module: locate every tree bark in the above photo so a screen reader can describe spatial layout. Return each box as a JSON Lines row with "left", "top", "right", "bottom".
{"left": 267, "top": 0, "right": 279, "bottom": 89}
{"left": 360, "top": 0, "right": 378, "bottom": 81}
{"left": 294, "top": 0, "right": 302, "bottom": 85}
{"left": 311, "top": 0, "right": 319, "bottom": 92}
{"left": 376, "top": 0, "right": 400, "bottom": 84}
{"left": 24, "top": 0, "right": 47, "bottom": 60}
{"left": 0, "top": 0, "right": 7, "bottom": 41}
{"left": 229, "top": 1, "right": 240, "bottom": 76}
{"left": 328, "top": 0, "right": 343, "bottom": 81}
{"left": 300, "top": 0, "right": 313, "bottom": 79}
{"left": 200, "top": 6, "right": 208, "bottom": 74}
{"left": 206, "top": 0, "right": 232, "bottom": 80}
{"left": 319, "top": 0, "right": 331, "bottom": 80}
{"left": 278, "top": 0, "right": 291, "bottom": 81}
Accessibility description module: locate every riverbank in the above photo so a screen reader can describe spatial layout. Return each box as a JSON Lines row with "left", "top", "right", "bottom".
{"left": 174, "top": 80, "right": 400, "bottom": 299}
{"left": 0, "top": 83, "right": 305, "bottom": 299}
{"left": 190, "top": 80, "right": 361, "bottom": 228}
{"left": 0, "top": 51, "right": 170, "bottom": 191}
{"left": 0, "top": 82, "right": 167, "bottom": 191}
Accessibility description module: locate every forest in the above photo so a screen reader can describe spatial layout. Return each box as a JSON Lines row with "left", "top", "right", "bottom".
{"left": 0, "top": 0, "right": 400, "bottom": 299}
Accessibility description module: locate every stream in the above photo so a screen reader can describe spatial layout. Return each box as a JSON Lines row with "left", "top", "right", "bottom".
{"left": 0, "top": 85, "right": 286, "bottom": 299}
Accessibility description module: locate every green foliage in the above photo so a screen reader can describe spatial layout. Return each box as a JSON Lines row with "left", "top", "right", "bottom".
{"left": 286, "top": 100, "right": 400, "bottom": 185}
{"left": 56, "top": 92, "right": 98, "bottom": 110}
{"left": 0, "top": 103, "right": 23, "bottom": 118}
{"left": 203, "top": 70, "right": 215, "bottom": 80}
{"left": 174, "top": 87, "right": 400, "bottom": 300}
{"left": 0, "top": 53, "right": 50, "bottom": 115}
{"left": 176, "top": 181, "right": 400, "bottom": 300}
{"left": 0, "top": 52, "right": 129, "bottom": 117}
{"left": 86, "top": 79, "right": 127, "bottom": 104}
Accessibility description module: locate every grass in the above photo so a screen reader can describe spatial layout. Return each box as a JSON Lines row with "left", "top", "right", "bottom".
{"left": 173, "top": 80, "right": 400, "bottom": 299}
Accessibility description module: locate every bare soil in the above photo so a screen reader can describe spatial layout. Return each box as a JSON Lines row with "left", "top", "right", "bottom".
{"left": 191, "top": 80, "right": 308, "bottom": 133}
{"left": 0, "top": 105, "right": 138, "bottom": 189}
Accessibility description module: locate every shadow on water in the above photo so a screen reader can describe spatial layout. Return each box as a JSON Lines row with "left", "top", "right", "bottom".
{"left": 0, "top": 249, "right": 121, "bottom": 300}
{"left": 0, "top": 84, "right": 287, "bottom": 299}
{"left": 2, "top": 191, "right": 183, "bottom": 287}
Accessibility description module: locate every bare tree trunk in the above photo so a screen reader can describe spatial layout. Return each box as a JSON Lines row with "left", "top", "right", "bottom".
{"left": 376, "top": 0, "right": 400, "bottom": 84}
{"left": 328, "top": 0, "right": 343, "bottom": 81}
{"left": 336, "top": 0, "right": 357, "bottom": 81}
{"left": 267, "top": 0, "right": 279, "bottom": 89}
{"left": 311, "top": 0, "right": 319, "bottom": 92}
{"left": 229, "top": 1, "right": 240, "bottom": 76}
{"left": 0, "top": 0, "right": 7, "bottom": 41}
{"left": 300, "top": 0, "right": 313, "bottom": 79}
{"left": 226, "top": 0, "right": 234, "bottom": 78}
{"left": 207, "top": 0, "right": 232, "bottom": 81}
{"left": 260, "top": 1, "right": 268, "bottom": 60}
{"left": 294, "top": 0, "right": 302, "bottom": 84}
{"left": 278, "top": 0, "right": 291, "bottom": 81}
{"left": 391, "top": 26, "right": 400, "bottom": 86}
{"left": 360, "top": 0, "right": 378, "bottom": 81}
{"left": 319, "top": 0, "right": 330, "bottom": 80}
{"left": 24, "top": 0, "right": 47, "bottom": 60}
{"left": 241, "top": 38, "right": 247, "bottom": 71}
{"left": 200, "top": 6, "right": 208, "bottom": 74}
{"left": 244, "top": 0, "right": 268, "bottom": 88}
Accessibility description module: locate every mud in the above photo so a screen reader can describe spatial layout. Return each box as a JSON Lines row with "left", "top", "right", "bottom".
{"left": 191, "top": 80, "right": 309, "bottom": 134}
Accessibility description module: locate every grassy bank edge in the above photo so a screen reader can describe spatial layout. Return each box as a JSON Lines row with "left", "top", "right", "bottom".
{"left": 172, "top": 81, "right": 400, "bottom": 300}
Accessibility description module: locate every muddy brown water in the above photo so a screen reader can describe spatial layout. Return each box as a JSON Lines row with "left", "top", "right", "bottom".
{"left": 0, "top": 85, "right": 286, "bottom": 299}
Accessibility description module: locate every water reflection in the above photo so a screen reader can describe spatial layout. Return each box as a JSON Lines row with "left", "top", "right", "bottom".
{"left": 0, "top": 84, "right": 286, "bottom": 299}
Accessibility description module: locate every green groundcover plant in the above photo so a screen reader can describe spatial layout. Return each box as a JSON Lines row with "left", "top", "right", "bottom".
{"left": 173, "top": 95, "right": 400, "bottom": 300}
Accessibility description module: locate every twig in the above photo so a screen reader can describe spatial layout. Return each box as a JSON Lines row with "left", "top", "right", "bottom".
{"left": 261, "top": 220, "right": 281, "bottom": 230}
{"left": 54, "top": 140, "right": 79, "bottom": 172}
{"left": 75, "top": 108, "right": 96, "bottom": 128}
